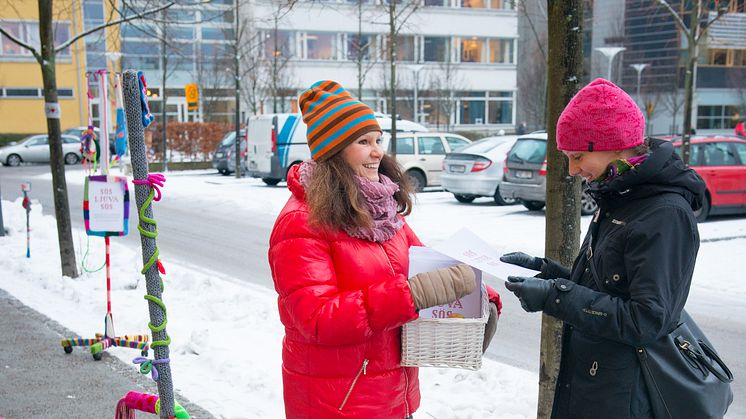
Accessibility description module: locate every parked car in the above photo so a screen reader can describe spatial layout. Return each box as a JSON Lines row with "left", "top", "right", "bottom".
{"left": 383, "top": 132, "right": 472, "bottom": 191}
{"left": 671, "top": 135, "right": 746, "bottom": 221}
{"left": 500, "top": 132, "right": 599, "bottom": 215}
{"left": 62, "top": 126, "right": 116, "bottom": 155}
{"left": 213, "top": 129, "right": 247, "bottom": 176}
{"left": 245, "top": 113, "right": 427, "bottom": 186}
{"left": 0, "top": 134, "right": 83, "bottom": 166}
{"left": 441, "top": 135, "right": 519, "bottom": 205}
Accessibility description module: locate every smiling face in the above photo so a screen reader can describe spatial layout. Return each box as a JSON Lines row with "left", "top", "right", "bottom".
{"left": 563, "top": 149, "right": 635, "bottom": 182}
{"left": 341, "top": 131, "right": 384, "bottom": 181}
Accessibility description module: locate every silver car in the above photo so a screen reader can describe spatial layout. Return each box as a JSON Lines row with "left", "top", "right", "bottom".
{"left": 500, "top": 132, "right": 598, "bottom": 215}
{"left": 0, "top": 134, "right": 83, "bottom": 166}
{"left": 441, "top": 135, "right": 519, "bottom": 205}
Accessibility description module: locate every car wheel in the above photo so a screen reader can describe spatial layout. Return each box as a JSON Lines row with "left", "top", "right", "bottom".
{"left": 580, "top": 190, "right": 598, "bottom": 216}
{"left": 6, "top": 154, "right": 22, "bottom": 167}
{"left": 262, "top": 178, "right": 281, "bottom": 186}
{"left": 493, "top": 186, "right": 516, "bottom": 206}
{"left": 406, "top": 170, "right": 426, "bottom": 192}
{"left": 522, "top": 200, "right": 545, "bottom": 211}
{"left": 694, "top": 193, "right": 710, "bottom": 222}
{"left": 220, "top": 169, "right": 231, "bottom": 176}
{"left": 64, "top": 153, "right": 80, "bottom": 165}
{"left": 454, "top": 194, "right": 475, "bottom": 203}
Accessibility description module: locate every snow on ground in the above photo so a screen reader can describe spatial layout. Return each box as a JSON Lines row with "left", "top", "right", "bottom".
{"left": 4, "top": 170, "right": 746, "bottom": 418}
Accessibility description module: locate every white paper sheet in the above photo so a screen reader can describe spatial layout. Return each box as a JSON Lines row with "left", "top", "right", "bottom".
{"left": 408, "top": 246, "right": 483, "bottom": 319}
{"left": 432, "top": 227, "right": 537, "bottom": 281}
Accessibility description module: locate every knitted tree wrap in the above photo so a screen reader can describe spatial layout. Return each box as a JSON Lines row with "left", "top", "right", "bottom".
{"left": 122, "top": 70, "right": 175, "bottom": 419}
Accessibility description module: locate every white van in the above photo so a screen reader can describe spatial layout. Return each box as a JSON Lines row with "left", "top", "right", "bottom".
{"left": 245, "top": 113, "right": 427, "bottom": 185}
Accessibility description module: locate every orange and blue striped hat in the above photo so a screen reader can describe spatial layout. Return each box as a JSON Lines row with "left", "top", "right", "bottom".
{"left": 299, "top": 80, "right": 381, "bottom": 161}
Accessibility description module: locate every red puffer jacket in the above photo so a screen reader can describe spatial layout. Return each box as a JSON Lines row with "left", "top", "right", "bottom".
{"left": 269, "top": 165, "right": 422, "bottom": 418}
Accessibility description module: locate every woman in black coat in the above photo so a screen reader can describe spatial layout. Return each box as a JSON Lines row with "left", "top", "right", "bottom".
{"left": 502, "top": 79, "right": 706, "bottom": 419}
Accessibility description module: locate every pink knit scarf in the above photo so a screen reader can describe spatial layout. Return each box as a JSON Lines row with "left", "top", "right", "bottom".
{"left": 299, "top": 161, "right": 404, "bottom": 243}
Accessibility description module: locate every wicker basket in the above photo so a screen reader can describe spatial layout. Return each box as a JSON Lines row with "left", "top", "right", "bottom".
{"left": 401, "top": 284, "right": 489, "bottom": 370}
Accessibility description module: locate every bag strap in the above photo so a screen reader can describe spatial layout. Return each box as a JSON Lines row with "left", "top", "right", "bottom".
{"left": 676, "top": 336, "right": 734, "bottom": 383}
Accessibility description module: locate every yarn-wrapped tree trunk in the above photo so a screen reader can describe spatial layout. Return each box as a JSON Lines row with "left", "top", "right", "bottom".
{"left": 122, "top": 69, "right": 175, "bottom": 419}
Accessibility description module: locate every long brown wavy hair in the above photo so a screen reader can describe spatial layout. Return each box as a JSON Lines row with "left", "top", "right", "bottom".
{"left": 306, "top": 153, "right": 414, "bottom": 231}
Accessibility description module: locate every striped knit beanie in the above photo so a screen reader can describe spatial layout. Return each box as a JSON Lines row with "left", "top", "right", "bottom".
{"left": 557, "top": 78, "right": 645, "bottom": 152}
{"left": 299, "top": 80, "right": 381, "bottom": 161}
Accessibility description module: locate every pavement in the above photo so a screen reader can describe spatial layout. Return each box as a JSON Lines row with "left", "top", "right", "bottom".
{"left": 0, "top": 288, "right": 215, "bottom": 419}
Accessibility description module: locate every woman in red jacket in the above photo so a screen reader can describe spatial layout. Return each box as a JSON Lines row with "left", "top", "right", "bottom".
{"left": 269, "top": 80, "right": 499, "bottom": 418}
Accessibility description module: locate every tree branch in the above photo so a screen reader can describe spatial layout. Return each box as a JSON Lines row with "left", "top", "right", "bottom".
{"left": 55, "top": 1, "right": 176, "bottom": 53}
{"left": 697, "top": 9, "right": 727, "bottom": 42}
{"left": 0, "top": 26, "right": 41, "bottom": 62}
{"left": 655, "top": 0, "right": 693, "bottom": 42}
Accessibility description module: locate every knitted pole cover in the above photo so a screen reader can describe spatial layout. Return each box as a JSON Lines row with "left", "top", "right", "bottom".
{"left": 122, "top": 70, "right": 175, "bottom": 419}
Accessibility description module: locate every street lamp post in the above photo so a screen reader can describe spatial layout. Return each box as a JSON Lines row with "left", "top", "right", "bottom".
{"left": 408, "top": 64, "right": 424, "bottom": 124}
{"left": 595, "top": 47, "right": 626, "bottom": 82}
{"left": 630, "top": 63, "right": 649, "bottom": 107}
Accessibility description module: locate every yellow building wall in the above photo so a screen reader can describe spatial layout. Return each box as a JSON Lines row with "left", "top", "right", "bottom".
{"left": 0, "top": 1, "right": 89, "bottom": 134}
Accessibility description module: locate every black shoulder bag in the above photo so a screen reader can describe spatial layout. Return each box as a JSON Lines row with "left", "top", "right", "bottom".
{"left": 585, "top": 217, "right": 734, "bottom": 419}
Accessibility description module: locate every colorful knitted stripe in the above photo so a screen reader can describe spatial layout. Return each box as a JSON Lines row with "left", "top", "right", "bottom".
{"left": 299, "top": 80, "right": 381, "bottom": 161}
{"left": 83, "top": 175, "right": 130, "bottom": 237}
{"left": 594, "top": 154, "right": 649, "bottom": 185}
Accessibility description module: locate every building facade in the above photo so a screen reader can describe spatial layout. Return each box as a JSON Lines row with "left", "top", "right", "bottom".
{"left": 0, "top": 2, "right": 89, "bottom": 134}
{"left": 591, "top": 0, "right": 746, "bottom": 135}
{"left": 246, "top": 0, "right": 518, "bottom": 133}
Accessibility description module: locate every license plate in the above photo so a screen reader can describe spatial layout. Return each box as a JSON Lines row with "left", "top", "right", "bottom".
{"left": 515, "top": 170, "right": 533, "bottom": 179}
{"left": 449, "top": 164, "right": 465, "bottom": 173}
{"left": 216, "top": 152, "right": 224, "bottom": 158}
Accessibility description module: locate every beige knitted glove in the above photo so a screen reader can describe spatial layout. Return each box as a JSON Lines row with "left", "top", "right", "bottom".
{"left": 408, "top": 264, "right": 476, "bottom": 310}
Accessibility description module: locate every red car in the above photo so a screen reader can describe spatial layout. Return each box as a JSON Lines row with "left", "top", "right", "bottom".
{"left": 671, "top": 136, "right": 746, "bottom": 221}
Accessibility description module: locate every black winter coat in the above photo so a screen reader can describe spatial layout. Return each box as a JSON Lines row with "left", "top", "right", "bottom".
{"left": 544, "top": 139, "right": 706, "bottom": 419}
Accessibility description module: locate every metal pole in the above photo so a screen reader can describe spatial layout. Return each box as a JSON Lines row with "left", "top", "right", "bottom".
{"left": 234, "top": 0, "right": 242, "bottom": 179}
{"left": 0, "top": 185, "right": 5, "bottom": 237}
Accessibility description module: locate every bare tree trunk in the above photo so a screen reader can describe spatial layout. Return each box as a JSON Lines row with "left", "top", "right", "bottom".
{"left": 39, "top": 0, "right": 79, "bottom": 278}
{"left": 388, "top": 0, "right": 397, "bottom": 157}
{"left": 681, "top": 44, "right": 698, "bottom": 165}
{"left": 541, "top": 1, "right": 584, "bottom": 417}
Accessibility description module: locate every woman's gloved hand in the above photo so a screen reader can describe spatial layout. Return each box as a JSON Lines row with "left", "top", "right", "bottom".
{"left": 408, "top": 264, "right": 476, "bottom": 310}
{"left": 499, "top": 252, "right": 545, "bottom": 271}
{"left": 504, "top": 276, "right": 554, "bottom": 312}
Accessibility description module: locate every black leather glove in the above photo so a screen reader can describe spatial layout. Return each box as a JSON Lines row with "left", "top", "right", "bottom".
{"left": 504, "top": 276, "right": 554, "bottom": 312}
{"left": 500, "top": 252, "right": 544, "bottom": 271}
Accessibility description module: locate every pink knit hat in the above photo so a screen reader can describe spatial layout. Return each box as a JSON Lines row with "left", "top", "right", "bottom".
{"left": 556, "top": 78, "right": 645, "bottom": 152}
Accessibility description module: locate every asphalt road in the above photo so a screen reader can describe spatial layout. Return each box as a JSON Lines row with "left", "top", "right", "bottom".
{"left": 1, "top": 163, "right": 744, "bottom": 418}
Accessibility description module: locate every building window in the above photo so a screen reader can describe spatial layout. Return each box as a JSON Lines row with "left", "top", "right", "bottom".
{"left": 706, "top": 48, "right": 746, "bottom": 67}
{"left": 263, "top": 30, "right": 294, "bottom": 59}
{"left": 461, "top": 0, "right": 487, "bottom": 8}
{"left": 0, "top": 21, "right": 71, "bottom": 56}
{"left": 697, "top": 105, "right": 741, "bottom": 129}
{"left": 461, "top": 37, "right": 484, "bottom": 63}
{"left": 385, "top": 35, "right": 416, "bottom": 62}
{"left": 423, "top": 0, "right": 448, "bottom": 6}
{"left": 1, "top": 87, "right": 73, "bottom": 98}
{"left": 460, "top": 99, "right": 486, "bottom": 124}
{"left": 347, "top": 34, "right": 376, "bottom": 61}
{"left": 423, "top": 36, "right": 449, "bottom": 62}
{"left": 489, "top": 38, "right": 514, "bottom": 63}
{"left": 305, "top": 32, "right": 335, "bottom": 60}
{"left": 491, "top": 0, "right": 515, "bottom": 8}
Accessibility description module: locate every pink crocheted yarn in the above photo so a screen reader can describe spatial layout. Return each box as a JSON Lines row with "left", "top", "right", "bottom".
{"left": 556, "top": 78, "right": 645, "bottom": 152}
